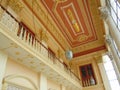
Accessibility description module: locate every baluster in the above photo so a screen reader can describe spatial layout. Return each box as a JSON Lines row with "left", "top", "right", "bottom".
{"left": 14, "top": 22, "right": 19, "bottom": 35}
{"left": 28, "top": 33, "right": 30, "bottom": 44}
{"left": 83, "top": 80, "right": 86, "bottom": 87}
{"left": 19, "top": 26, "right": 24, "bottom": 40}
{"left": 23, "top": 30, "right": 26, "bottom": 42}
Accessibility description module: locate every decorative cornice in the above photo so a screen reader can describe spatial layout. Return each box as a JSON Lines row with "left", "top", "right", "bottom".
{"left": 40, "top": 30, "right": 48, "bottom": 42}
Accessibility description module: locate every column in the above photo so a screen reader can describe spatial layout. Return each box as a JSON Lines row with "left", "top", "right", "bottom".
{"left": 99, "top": 4, "right": 120, "bottom": 52}
{"left": 0, "top": 50, "right": 8, "bottom": 89}
{"left": 39, "top": 73, "right": 47, "bottom": 90}
{"left": 97, "top": 59, "right": 111, "bottom": 90}
{"left": 106, "top": 16, "right": 120, "bottom": 51}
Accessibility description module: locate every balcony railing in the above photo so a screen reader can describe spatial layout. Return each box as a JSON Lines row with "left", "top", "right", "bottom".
{"left": 0, "top": 4, "right": 80, "bottom": 83}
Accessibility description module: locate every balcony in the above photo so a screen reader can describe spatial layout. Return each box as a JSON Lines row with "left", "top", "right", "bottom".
{"left": 0, "top": 5, "right": 82, "bottom": 90}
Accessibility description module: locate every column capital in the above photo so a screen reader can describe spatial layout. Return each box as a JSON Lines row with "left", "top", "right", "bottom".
{"left": 105, "top": 52, "right": 113, "bottom": 61}
{"left": 99, "top": 6, "right": 109, "bottom": 21}
{"left": 104, "top": 34, "right": 112, "bottom": 46}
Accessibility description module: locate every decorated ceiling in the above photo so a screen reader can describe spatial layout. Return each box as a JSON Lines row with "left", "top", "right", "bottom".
{"left": 20, "top": 0, "right": 106, "bottom": 58}
{"left": 42, "top": 0, "right": 97, "bottom": 47}
{"left": 41, "top": 0, "right": 106, "bottom": 57}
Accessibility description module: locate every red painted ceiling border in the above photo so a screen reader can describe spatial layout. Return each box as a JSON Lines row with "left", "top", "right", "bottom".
{"left": 73, "top": 45, "right": 106, "bottom": 57}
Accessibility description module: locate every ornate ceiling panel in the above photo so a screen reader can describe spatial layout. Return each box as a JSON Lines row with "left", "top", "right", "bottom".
{"left": 41, "top": 0, "right": 97, "bottom": 47}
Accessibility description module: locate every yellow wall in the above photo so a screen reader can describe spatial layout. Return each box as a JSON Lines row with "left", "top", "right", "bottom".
{"left": 47, "top": 79, "right": 61, "bottom": 90}
{"left": 4, "top": 58, "right": 39, "bottom": 89}
{"left": 4, "top": 58, "right": 65, "bottom": 90}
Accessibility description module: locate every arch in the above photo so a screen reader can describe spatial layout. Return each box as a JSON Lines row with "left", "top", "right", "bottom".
{"left": 3, "top": 74, "right": 38, "bottom": 90}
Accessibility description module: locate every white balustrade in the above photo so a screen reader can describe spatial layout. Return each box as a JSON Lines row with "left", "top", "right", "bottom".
{"left": 26, "top": 32, "right": 29, "bottom": 44}
{"left": 0, "top": 5, "right": 80, "bottom": 83}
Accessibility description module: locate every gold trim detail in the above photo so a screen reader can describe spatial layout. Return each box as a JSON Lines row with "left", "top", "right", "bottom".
{"left": 8, "top": 0, "right": 24, "bottom": 13}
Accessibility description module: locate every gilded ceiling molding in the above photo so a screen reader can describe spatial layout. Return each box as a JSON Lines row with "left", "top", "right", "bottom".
{"left": 40, "top": 30, "right": 48, "bottom": 42}
{"left": 57, "top": 48, "right": 63, "bottom": 58}
{"left": 52, "top": 0, "right": 67, "bottom": 10}
{"left": 78, "top": 35, "right": 88, "bottom": 42}
{"left": 67, "top": 9, "right": 80, "bottom": 33}
{"left": 7, "top": 0, "right": 24, "bottom": 14}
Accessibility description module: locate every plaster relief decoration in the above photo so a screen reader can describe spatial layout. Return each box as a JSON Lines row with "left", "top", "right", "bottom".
{"left": 40, "top": 30, "right": 48, "bottom": 42}
{"left": 104, "top": 34, "right": 112, "bottom": 45}
{"left": 99, "top": 6, "right": 109, "bottom": 20}
{"left": 7, "top": 0, "right": 23, "bottom": 14}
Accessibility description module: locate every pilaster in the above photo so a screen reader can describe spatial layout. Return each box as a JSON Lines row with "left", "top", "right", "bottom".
{"left": 0, "top": 50, "right": 8, "bottom": 90}
{"left": 39, "top": 73, "right": 47, "bottom": 90}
